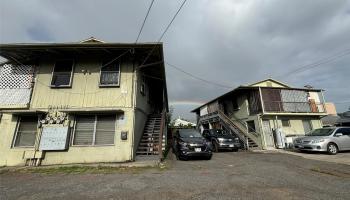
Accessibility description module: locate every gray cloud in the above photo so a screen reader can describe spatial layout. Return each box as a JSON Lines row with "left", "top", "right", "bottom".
{"left": 1, "top": 0, "right": 350, "bottom": 120}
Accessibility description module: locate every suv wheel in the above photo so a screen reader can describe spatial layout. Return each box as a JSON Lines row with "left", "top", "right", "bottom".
{"left": 212, "top": 141, "right": 219, "bottom": 152}
{"left": 327, "top": 143, "right": 338, "bottom": 155}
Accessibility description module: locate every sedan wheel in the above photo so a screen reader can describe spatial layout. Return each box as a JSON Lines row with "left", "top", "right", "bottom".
{"left": 327, "top": 143, "right": 338, "bottom": 155}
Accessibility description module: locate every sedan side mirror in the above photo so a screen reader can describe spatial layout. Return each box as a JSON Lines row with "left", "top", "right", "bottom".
{"left": 335, "top": 133, "right": 343, "bottom": 137}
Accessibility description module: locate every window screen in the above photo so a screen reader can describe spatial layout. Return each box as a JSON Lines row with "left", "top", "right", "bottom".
{"left": 73, "top": 115, "right": 116, "bottom": 145}
{"left": 14, "top": 116, "right": 37, "bottom": 147}
{"left": 73, "top": 116, "right": 95, "bottom": 145}
{"left": 51, "top": 60, "right": 73, "bottom": 87}
{"left": 100, "top": 61, "right": 120, "bottom": 86}
{"left": 95, "top": 115, "right": 115, "bottom": 145}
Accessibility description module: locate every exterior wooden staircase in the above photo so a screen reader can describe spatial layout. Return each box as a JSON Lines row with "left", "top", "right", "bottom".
{"left": 217, "top": 110, "right": 261, "bottom": 149}
{"left": 198, "top": 110, "right": 262, "bottom": 149}
{"left": 136, "top": 113, "right": 165, "bottom": 156}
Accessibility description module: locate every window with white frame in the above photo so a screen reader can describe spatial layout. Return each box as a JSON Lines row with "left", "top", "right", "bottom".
{"left": 73, "top": 115, "right": 116, "bottom": 145}
{"left": 13, "top": 116, "right": 38, "bottom": 147}
{"left": 51, "top": 60, "right": 74, "bottom": 87}
{"left": 100, "top": 60, "right": 120, "bottom": 86}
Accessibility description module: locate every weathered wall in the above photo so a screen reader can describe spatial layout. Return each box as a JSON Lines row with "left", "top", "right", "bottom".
{"left": 250, "top": 80, "right": 287, "bottom": 88}
{"left": 230, "top": 95, "right": 250, "bottom": 120}
{"left": 30, "top": 58, "right": 134, "bottom": 109}
{"left": 0, "top": 109, "right": 135, "bottom": 166}
{"left": 262, "top": 116, "right": 322, "bottom": 136}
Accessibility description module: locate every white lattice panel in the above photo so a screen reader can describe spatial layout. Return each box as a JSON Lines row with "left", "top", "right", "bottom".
{"left": 0, "top": 64, "right": 34, "bottom": 89}
{"left": 0, "top": 64, "right": 35, "bottom": 106}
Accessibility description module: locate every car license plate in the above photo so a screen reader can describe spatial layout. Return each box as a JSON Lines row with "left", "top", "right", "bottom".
{"left": 229, "top": 144, "right": 234, "bottom": 147}
{"left": 195, "top": 148, "right": 201, "bottom": 152}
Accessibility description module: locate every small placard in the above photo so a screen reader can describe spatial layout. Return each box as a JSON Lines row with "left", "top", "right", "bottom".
{"left": 39, "top": 126, "right": 69, "bottom": 151}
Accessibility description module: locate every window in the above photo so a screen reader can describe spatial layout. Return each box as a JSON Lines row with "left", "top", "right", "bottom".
{"left": 100, "top": 60, "right": 120, "bottom": 86}
{"left": 73, "top": 115, "right": 116, "bottom": 145}
{"left": 246, "top": 121, "right": 256, "bottom": 133}
{"left": 51, "top": 60, "right": 74, "bottom": 87}
{"left": 13, "top": 116, "right": 38, "bottom": 147}
{"left": 281, "top": 119, "right": 290, "bottom": 127}
{"left": 335, "top": 128, "right": 350, "bottom": 136}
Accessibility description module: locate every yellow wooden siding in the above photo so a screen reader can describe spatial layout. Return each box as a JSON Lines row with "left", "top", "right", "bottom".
{"left": 31, "top": 59, "right": 134, "bottom": 109}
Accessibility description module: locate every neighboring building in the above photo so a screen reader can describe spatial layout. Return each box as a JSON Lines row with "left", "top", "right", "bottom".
{"left": 324, "top": 102, "right": 337, "bottom": 115}
{"left": 172, "top": 117, "right": 196, "bottom": 128}
{"left": 192, "top": 79, "right": 327, "bottom": 150}
{"left": 337, "top": 111, "right": 350, "bottom": 126}
{"left": 321, "top": 102, "right": 339, "bottom": 127}
{"left": 0, "top": 38, "right": 168, "bottom": 166}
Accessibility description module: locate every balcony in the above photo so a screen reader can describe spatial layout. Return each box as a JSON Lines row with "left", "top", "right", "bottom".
{"left": 263, "top": 101, "right": 325, "bottom": 114}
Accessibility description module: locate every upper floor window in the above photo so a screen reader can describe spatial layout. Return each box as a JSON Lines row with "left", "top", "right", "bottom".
{"left": 51, "top": 60, "right": 74, "bottom": 87}
{"left": 100, "top": 61, "right": 120, "bottom": 86}
{"left": 13, "top": 116, "right": 38, "bottom": 147}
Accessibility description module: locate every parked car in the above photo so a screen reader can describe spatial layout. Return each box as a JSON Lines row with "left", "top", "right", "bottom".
{"left": 293, "top": 127, "right": 350, "bottom": 155}
{"left": 172, "top": 129, "right": 213, "bottom": 160}
{"left": 202, "top": 129, "right": 241, "bottom": 152}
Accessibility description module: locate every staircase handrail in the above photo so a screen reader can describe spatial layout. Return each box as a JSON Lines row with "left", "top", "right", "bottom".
{"left": 158, "top": 109, "right": 166, "bottom": 160}
{"left": 217, "top": 110, "right": 260, "bottom": 144}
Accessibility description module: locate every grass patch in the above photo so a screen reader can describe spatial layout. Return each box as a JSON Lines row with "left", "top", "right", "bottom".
{"left": 1, "top": 165, "right": 160, "bottom": 175}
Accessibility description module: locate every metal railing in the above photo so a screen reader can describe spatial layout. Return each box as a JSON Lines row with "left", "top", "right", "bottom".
{"left": 263, "top": 101, "right": 325, "bottom": 113}
{"left": 158, "top": 109, "right": 166, "bottom": 160}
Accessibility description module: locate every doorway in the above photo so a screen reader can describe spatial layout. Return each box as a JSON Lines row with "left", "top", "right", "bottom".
{"left": 262, "top": 120, "right": 275, "bottom": 148}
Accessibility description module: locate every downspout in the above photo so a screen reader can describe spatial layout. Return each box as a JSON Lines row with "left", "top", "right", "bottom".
{"left": 130, "top": 57, "right": 138, "bottom": 161}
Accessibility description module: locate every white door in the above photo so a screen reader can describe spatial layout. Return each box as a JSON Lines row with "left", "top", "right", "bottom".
{"left": 262, "top": 120, "right": 275, "bottom": 148}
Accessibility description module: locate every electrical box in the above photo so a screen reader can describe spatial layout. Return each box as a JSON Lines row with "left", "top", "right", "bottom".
{"left": 121, "top": 131, "right": 128, "bottom": 140}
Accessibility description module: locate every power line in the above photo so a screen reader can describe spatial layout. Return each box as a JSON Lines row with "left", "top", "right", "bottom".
{"left": 276, "top": 48, "right": 350, "bottom": 79}
{"left": 166, "top": 61, "right": 232, "bottom": 89}
{"left": 140, "top": 0, "right": 188, "bottom": 67}
{"left": 135, "top": 0, "right": 155, "bottom": 43}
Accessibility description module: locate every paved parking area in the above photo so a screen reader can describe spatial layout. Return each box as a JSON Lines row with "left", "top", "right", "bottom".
{"left": 1, "top": 152, "right": 350, "bottom": 200}
{"left": 258, "top": 149, "right": 350, "bottom": 165}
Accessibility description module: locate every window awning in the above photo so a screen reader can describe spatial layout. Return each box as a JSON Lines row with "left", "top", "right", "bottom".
{"left": 58, "top": 108, "right": 124, "bottom": 114}
{"left": 0, "top": 110, "right": 46, "bottom": 114}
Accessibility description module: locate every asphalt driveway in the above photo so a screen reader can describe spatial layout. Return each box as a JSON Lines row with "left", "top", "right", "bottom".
{"left": 1, "top": 151, "right": 350, "bottom": 200}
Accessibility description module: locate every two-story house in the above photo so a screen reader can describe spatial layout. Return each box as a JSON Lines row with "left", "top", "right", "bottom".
{"left": 192, "top": 79, "right": 327, "bottom": 150}
{"left": 0, "top": 38, "right": 168, "bottom": 166}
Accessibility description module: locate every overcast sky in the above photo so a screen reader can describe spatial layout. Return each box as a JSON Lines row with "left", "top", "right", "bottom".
{"left": 1, "top": 0, "right": 350, "bottom": 121}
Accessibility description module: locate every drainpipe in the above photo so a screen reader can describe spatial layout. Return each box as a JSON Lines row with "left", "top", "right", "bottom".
{"left": 130, "top": 59, "right": 137, "bottom": 161}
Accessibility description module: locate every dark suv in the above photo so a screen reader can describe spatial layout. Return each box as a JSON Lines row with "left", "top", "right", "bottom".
{"left": 202, "top": 129, "right": 241, "bottom": 152}
{"left": 172, "top": 129, "right": 213, "bottom": 160}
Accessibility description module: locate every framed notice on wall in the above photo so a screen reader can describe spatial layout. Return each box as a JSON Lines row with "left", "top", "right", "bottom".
{"left": 39, "top": 126, "right": 69, "bottom": 151}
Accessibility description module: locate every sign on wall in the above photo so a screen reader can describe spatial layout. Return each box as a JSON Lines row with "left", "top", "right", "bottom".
{"left": 39, "top": 127, "right": 69, "bottom": 151}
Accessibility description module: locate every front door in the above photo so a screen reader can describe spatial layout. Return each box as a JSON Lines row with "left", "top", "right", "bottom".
{"left": 262, "top": 120, "right": 275, "bottom": 148}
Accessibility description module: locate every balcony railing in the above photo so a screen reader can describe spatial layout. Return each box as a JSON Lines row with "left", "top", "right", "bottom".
{"left": 263, "top": 101, "right": 325, "bottom": 113}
